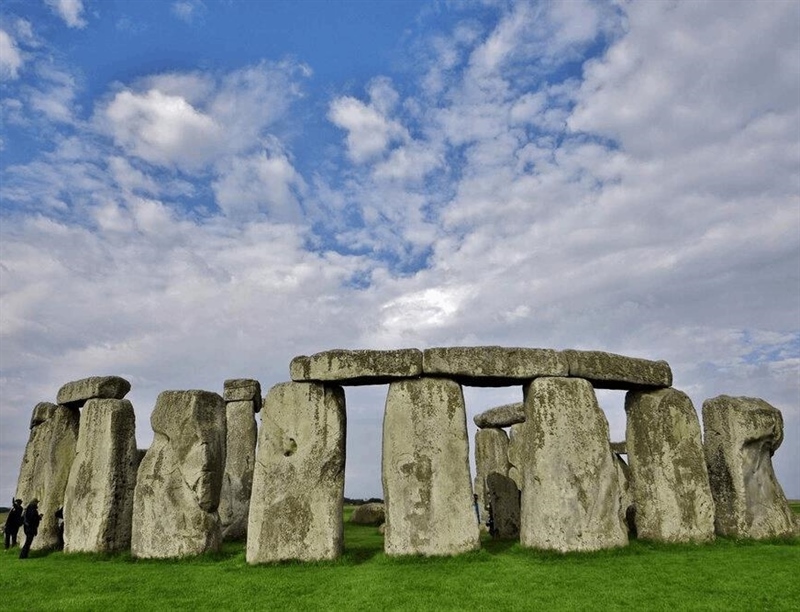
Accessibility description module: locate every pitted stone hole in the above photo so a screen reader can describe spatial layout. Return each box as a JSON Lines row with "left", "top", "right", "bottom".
{"left": 283, "top": 438, "right": 297, "bottom": 457}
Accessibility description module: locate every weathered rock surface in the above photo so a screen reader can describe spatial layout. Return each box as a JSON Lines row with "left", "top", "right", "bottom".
{"left": 423, "top": 347, "right": 568, "bottom": 386}
{"left": 290, "top": 349, "right": 423, "bottom": 385}
{"left": 223, "top": 379, "right": 262, "bottom": 412}
{"left": 15, "top": 403, "right": 80, "bottom": 551}
{"left": 350, "top": 502, "right": 385, "bottom": 526}
{"left": 564, "top": 350, "right": 672, "bottom": 390}
{"left": 473, "top": 402, "right": 525, "bottom": 429}
{"left": 702, "top": 395, "right": 797, "bottom": 539}
{"left": 486, "top": 472, "right": 520, "bottom": 539}
{"left": 247, "top": 382, "right": 346, "bottom": 563}
{"left": 614, "top": 453, "right": 635, "bottom": 536}
{"left": 625, "top": 388, "right": 715, "bottom": 542}
{"left": 63, "top": 399, "right": 138, "bottom": 553}
{"left": 382, "top": 377, "right": 480, "bottom": 556}
{"left": 131, "top": 390, "right": 226, "bottom": 558}
{"left": 56, "top": 376, "right": 131, "bottom": 407}
{"left": 610, "top": 441, "right": 627, "bottom": 455}
{"left": 218, "top": 400, "right": 258, "bottom": 541}
{"left": 474, "top": 428, "right": 510, "bottom": 524}
{"left": 519, "top": 377, "right": 627, "bottom": 552}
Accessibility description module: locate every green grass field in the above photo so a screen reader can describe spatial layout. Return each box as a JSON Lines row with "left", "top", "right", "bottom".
{"left": 2, "top": 505, "right": 799, "bottom": 611}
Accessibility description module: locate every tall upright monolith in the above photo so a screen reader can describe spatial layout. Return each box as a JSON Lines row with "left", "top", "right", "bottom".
{"left": 131, "top": 390, "right": 226, "bottom": 558}
{"left": 382, "top": 377, "right": 480, "bottom": 556}
{"left": 702, "top": 395, "right": 797, "bottom": 539}
{"left": 519, "top": 377, "right": 627, "bottom": 552}
{"left": 625, "top": 388, "right": 715, "bottom": 542}
{"left": 63, "top": 399, "right": 138, "bottom": 553}
{"left": 474, "top": 427, "right": 510, "bottom": 524}
{"left": 15, "top": 402, "right": 80, "bottom": 551}
{"left": 247, "top": 381, "right": 346, "bottom": 563}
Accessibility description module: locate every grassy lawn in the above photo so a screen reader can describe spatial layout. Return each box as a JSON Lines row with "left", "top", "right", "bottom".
{"left": 1, "top": 505, "right": 798, "bottom": 611}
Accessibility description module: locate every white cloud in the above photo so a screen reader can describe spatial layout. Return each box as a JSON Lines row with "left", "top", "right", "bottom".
{"left": 0, "top": 28, "right": 23, "bottom": 79}
{"left": 45, "top": 0, "right": 87, "bottom": 29}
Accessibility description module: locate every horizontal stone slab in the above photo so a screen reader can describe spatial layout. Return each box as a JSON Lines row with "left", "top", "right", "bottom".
{"left": 57, "top": 376, "right": 132, "bottom": 407}
{"left": 474, "top": 402, "right": 525, "bottom": 428}
{"left": 423, "top": 347, "right": 568, "bottom": 386}
{"left": 564, "top": 350, "right": 672, "bottom": 390}
{"left": 290, "top": 349, "right": 423, "bottom": 385}
{"left": 223, "top": 379, "right": 262, "bottom": 412}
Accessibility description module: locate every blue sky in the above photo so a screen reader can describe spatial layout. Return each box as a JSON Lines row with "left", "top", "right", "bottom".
{"left": 1, "top": 0, "right": 799, "bottom": 502}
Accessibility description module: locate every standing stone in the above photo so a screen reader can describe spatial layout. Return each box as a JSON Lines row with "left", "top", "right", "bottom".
{"left": 247, "top": 382, "right": 346, "bottom": 563}
{"left": 486, "top": 472, "right": 521, "bottom": 539}
{"left": 625, "top": 388, "right": 715, "bottom": 542}
{"left": 382, "top": 377, "right": 480, "bottom": 557}
{"left": 702, "top": 395, "right": 797, "bottom": 539}
{"left": 614, "top": 453, "right": 635, "bottom": 537}
{"left": 15, "top": 402, "right": 80, "bottom": 551}
{"left": 131, "top": 390, "right": 226, "bottom": 558}
{"left": 63, "top": 399, "right": 138, "bottom": 553}
{"left": 519, "top": 377, "right": 627, "bottom": 552}
{"left": 474, "top": 428, "right": 510, "bottom": 524}
{"left": 219, "top": 379, "right": 260, "bottom": 541}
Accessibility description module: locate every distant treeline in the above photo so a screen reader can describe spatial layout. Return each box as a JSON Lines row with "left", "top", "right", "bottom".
{"left": 343, "top": 498, "right": 383, "bottom": 506}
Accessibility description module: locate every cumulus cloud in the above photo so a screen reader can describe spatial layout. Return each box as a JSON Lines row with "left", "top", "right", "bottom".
{"left": 45, "top": 0, "right": 87, "bottom": 29}
{"left": 0, "top": 28, "right": 23, "bottom": 79}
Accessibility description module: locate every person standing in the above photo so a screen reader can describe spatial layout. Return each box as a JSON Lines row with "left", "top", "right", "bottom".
{"left": 19, "top": 499, "right": 42, "bottom": 559}
{"left": 4, "top": 498, "right": 23, "bottom": 549}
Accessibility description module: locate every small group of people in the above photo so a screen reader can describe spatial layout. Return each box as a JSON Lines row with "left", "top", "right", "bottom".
{"left": 4, "top": 497, "right": 44, "bottom": 558}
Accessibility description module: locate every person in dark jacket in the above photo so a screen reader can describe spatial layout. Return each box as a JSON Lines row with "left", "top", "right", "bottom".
{"left": 4, "top": 498, "right": 23, "bottom": 549}
{"left": 19, "top": 499, "right": 42, "bottom": 559}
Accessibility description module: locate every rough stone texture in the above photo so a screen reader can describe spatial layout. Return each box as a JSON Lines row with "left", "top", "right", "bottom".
{"left": 63, "top": 399, "right": 138, "bottom": 553}
{"left": 382, "top": 377, "right": 480, "bottom": 556}
{"left": 15, "top": 403, "right": 80, "bottom": 551}
{"left": 247, "top": 382, "right": 346, "bottom": 563}
{"left": 614, "top": 453, "right": 635, "bottom": 536}
{"left": 223, "top": 379, "right": 262, "bottom": 412}
{"left": 610, "top": 441, "right": 627, "bottom": 455}
{"left": 474, "top": 402, "right": 525, "bottom": 429}
{"left": 350, "top": 502, "right": 385, "bottom": 526}
{"left": 131, "top": 390, "right": 226, "bottom": 558}
{"left": 702, "top": 395, "right": 797, "bottom": 539}
{"left": 290, "top": 349, "right": 423, "bottom": 385}
{"left": 507, "top": 423, "right": 524, "bottom": 475}
{"left": 564, "top": 350, "right": 672, "bottom": 390}
{"left": 486, "top": 472, "right": 520, "bottom": 539}
{"left": 507, "top": 466, "right": 522, "bottom": 490}
{"left": 474, "top": 428, "right": 510, "bottom": 523}
{"left": 218, "top": 400, "right": 258, "bottom": 541}
{"left": 422, "top": 346, "right": 568, "bottom": 386}
{"left": 519, "top": 377, "right": 627, "bottom": 552}
{"left": 625, "top": 388, "right": 715, "bottom": 542}
{"left": 56, "top": 376, "right": 131, "bottom": 407}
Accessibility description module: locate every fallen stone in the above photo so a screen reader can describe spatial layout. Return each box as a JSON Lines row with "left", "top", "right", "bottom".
{"left": 56, "top": 376, "right": 131, "bottom": 407}
{"left": 474, "top": 428, "right": 510, "bottom": 524}
{"left": 486, "top": 472, "right": 520, "bottom": 539}
{"left": 15, "top": 403, "right": 80, "bottom": 551}
{"left": 131, "top": 390, "right": 226, "bottom": 558}
{"left": 63, "top": 399, "right": 138, "bottom": 553}
{"left": 218, "top": 400, "right": 258, "bottom": 541}
{"left": 702, "top": 395, "right": 797, "bottom": 539}
{"left": 519, "top": 377, "right": 628, "bottom": 552}
{"left": 382, "top": 377, "right": 480, "bottom": 556}
{"left": 422, "top": 346, "right": 568, "bottom": 386}
{"left": 625, "top": 388, "right": 715, "bottom": 542}
{"left": 290, "top": 349, "right": 423, "bottom": 385}
{"left": 247, "top": 382, "right": 346, "bottom": 563}
{"left": 563, "top": 350, "right": 672, "bottom": 390}
{"left": 473, "top": 402, "right": 525, "bottom": 428}
{"left": 350, "top": 502, "right": 385, "bottom": 526}
{"left": 223, "top": 379, "right": 262, "bottom": 412}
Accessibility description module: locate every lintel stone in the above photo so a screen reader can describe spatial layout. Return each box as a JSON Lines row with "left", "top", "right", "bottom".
{"left": 564, "top": 350, "right": 672, "bottom": 390}
{"left": 223, "top": 379, "right": 262, "bottom": 412}
{"left": 57, "top": 376, "right": 131, "bottom": 407}
{"left": 474, "top": 402, "right": 525, "bottom": 428}
{"left": 290, "top": 349, "right": 422, "bottom": 385}
{"left": 423, "top": 346, "right": 568, "bottom": 386}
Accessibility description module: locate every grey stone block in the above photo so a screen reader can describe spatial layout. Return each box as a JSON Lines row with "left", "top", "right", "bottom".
{"left": 290, "top": 349, "right": 423, "bottom": 385}
{"left": 423, "top": 346, "right": 568, "bottom": 386}
{"left": 57, "top": 376, "right": 131, "bottom": 407}
{"left": 564, "top": 350, "right": 672, "bottom": 390}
